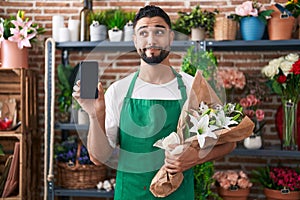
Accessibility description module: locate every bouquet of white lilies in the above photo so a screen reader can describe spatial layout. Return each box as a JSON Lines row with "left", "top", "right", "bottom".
{"left": 150, "top": 71, "right": 254, "bottom": 198}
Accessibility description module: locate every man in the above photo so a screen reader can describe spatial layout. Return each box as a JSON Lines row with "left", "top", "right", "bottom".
{"left": 73, "top": 5, "right": 236, "bottom": 199}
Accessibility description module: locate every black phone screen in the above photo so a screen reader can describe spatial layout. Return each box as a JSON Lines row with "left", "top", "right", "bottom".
{"left": 80, "top": 61, "right": 99, "bottom": 99}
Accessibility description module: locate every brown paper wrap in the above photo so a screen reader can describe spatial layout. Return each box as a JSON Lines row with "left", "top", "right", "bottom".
{"left": 150, "top": 71, "right": 255, "bottom": 197}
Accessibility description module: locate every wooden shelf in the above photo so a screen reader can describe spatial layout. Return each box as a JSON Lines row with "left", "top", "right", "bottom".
{"left": 0, "top": 68, "right": 38, "bottom": 200}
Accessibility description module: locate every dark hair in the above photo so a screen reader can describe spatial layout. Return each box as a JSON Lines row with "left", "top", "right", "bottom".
{"left": 133, "top": 5, "right": 171, "bottom": 29}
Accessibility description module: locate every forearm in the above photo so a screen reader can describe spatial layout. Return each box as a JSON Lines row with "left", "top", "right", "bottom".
{"left": 87, "top": 115, "right": 114, "bottom": 165}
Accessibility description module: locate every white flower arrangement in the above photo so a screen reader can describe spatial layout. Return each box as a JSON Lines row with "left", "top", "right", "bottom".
{"left": 154, "top": 101, "right": 243, "bottom": 154}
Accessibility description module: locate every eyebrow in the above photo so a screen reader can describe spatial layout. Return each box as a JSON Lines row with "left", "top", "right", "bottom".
{"left": 137, "top": 24, "right": 167, "bottom": 31}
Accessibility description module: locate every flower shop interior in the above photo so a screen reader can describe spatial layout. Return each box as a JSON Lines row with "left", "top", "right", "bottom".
{"left": 1, "top": 0, "right": 300, "bottom": 200}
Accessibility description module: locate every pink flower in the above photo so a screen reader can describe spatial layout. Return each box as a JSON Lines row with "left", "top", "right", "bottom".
{"left": 217, "top": 68, "right": 246, "bottom": 90}
{"left": 240, "top": 98, "right": 250, "bottom": 108}
{"left": 213, "top": 170, "right": 252, "bottom": 190}
{"left": 8, "top": 16, "right": 37, "bottom": 49}
{"left": 255, "top": 109, "right": 264, "bottom": 121}
{"left": 235, "top": 1, "right": 258, "bottom": 17}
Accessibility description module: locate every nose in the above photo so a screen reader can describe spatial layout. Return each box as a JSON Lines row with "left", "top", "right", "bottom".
{"left": 147, "top": 32, "right": 156, "bottom": 46}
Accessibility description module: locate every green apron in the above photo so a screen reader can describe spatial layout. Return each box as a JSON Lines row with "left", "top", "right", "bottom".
{"left": 114, "top": 68, "right": 194, "bottom": 200}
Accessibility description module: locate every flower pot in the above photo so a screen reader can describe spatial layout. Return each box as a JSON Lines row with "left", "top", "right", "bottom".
{"left": 264, "top": 188, "right": 300, "bottom": 200}
{"left": 244, "top": 134, "right": 262, "bottom": 149}
{"left": 217, "top": 187, "right": 250, "bottom": 200}
{"left": 108, "top": 29, "right": 123, "bottom": 42}
{"left": 240, "top": 17, "right": 265, "bottom": 40}
{"left": 90, "top": 24, "right": 107, "bottom": 41}
{"left": 268, "top": 5, "right": 296, "bottom": 40}
{"left": 0, "top": 40, "right": 28, "bottom": 69}
{"left": 214, "top": 15, "right": 237, "bottom": 41}
{"left": 123, "top": 21, "right": 133, "bottom": 41}
{"left": 191, "top": 27, "right": 205, "bottom": 41}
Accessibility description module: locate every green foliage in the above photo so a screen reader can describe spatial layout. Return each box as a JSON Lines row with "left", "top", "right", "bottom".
{"left": 125, "top": 11, "right": 136, "bottom": 23}
{"left": 57, "top": 64, "right": 78, "bottom": 113}
{"left": 106, "top": 9, "right": 127, "bottom": 30}
{"left": 176, "top": 5, "right": 218, "bottom": 36}
{"left": 171, "top": 18, "right": 190, "bottom": 35}
{"left": 194, "top": 162, "right": 221, "bottom": 200}
{"left": 181, "top": 46, "right": 217, "bottom": 78}
{"left": 89, "top": 11, "right": 107, "bottom": 25}
{"left": 285, "top": 0, "right": 300, "bottom": 18}
{"left": 251, "top": 166, "right": 274, "bottom": 189}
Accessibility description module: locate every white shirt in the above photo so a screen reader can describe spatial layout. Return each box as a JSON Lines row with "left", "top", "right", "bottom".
{"left": 104, "top": 71, "right": 194, "bottom": 148}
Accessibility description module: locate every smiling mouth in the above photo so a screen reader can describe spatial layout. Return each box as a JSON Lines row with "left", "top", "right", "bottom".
{"left": 143, "top": 46, "right": 163, "bottom": 51}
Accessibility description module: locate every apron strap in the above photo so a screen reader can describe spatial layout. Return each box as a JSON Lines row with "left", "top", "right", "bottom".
{"left": 170, "top": 67, "right": 187, "bottom": 103}
{"left": 125, "top": 70, "right": 139, "bottom": 98}
{"left": 125, "top": 68, "right": 187, "bottom": 104}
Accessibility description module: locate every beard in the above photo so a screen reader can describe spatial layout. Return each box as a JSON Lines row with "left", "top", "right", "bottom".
{"left": 139, "top": 46, "right": 170, "bottom": 65}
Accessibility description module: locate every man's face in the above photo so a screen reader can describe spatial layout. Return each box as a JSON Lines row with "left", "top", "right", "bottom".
{"left": 133, "top": 16, "right": 173, "bottom": 65}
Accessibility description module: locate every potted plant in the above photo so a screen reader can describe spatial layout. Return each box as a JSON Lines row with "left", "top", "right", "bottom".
{"left": 171, "top": 18, "right": 190, "bottom": 40}
{"left": 106, "top": 9, "right": 126, "bottom": 42}
{"left": 89, "top": 10, "right": 108, "bottom": 41}
{"left": 176, "top": 6, "right": 218, "bottom": 41}
{"left": 251, "top": 165, "right": 300, "bottom": 199}
{"left": 229, "top": 0, "right": 273, "bottom": 40}
{"left": 239, "top": 86, "right": 266, "bottom": 149}
{"left": 57, "top": 63, "right": 78, "bottom": 122}
{"left": 213, "top": 170, "right": 253, "bottom": 200}
{"left": 268, "top": 1, "right": 299, "bottom": 40}
{"left": 181, "top": 46, "right": 223, "bottom": 99}
{"left": 123, "top": 11, "right": 136, "bottom": 41}
{"left": 0, "top": 10, "right": 44, "bottom": 68}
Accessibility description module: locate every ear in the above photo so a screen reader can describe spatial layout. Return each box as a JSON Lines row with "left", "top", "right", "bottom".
{"left": 133, "top": 34, "right": 138, "bottom": 48}
{"left": 169, "top": 30, "right": 175, "bottom": 46}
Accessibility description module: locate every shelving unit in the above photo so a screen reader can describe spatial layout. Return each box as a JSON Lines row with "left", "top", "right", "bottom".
{"left": 0, "top": 68, "right": 38, "bottom": 200}
{"left": 46, "top": 39, "right": 300, "bottom": 200}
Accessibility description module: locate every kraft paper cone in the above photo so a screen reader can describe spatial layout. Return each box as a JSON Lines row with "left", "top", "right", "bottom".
{"left": 150, "top": 70, "right": 255, "bottom": 198}
{"left": 150, "top": 167, "right": 184, "bottom": 198}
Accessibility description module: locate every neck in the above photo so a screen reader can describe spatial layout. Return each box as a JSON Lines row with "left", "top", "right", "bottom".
{"left": 139, "top": 59, "right": 175, "bottom": 84}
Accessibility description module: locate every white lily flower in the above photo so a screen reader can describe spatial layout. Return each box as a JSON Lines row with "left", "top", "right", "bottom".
{"left": 189, "top": 114, "right": 217, "bottom": 148}
{"left": 214, "top": 110, "right": 238, "bottom": 130}
{"left": 189, "top": 114, "right": 210, "bottom": 134}
{"left": 197, "top": 131, "right": 217, "bottom": 148}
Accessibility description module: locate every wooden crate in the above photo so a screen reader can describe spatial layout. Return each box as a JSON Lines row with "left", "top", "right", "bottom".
{"left": 0, "top": 68, "right": 38, "bottom": 200}
{"left": 0, "top": 68, "right": 38, "bottom": 133}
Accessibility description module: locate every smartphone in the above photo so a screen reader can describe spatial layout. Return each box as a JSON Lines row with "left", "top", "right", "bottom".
{"left": 80, "top": 61, "right": 99, "bottom": 99}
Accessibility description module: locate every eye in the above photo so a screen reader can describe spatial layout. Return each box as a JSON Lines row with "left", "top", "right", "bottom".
{"left": 155, "top": 29, "right": 165, "bottom": 36}
{"left": 139, "top": 30, "right": 148, "bottom": 37}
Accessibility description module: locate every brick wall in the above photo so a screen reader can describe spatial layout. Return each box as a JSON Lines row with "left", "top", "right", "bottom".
{"left": 1, "top": 1, "right": 300, "bottom": 199}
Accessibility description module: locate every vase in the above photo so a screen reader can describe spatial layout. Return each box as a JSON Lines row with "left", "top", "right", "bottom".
{"left": 108, "top": 29, "right": 123, "bottom": 42}
{"left": 282, "top": 99, "right": 298, "bottom": 151}
{"left": 240, "top": 17, "right": 265, "bottom": 40}
{"left": 191, "top": 27, "right": 205, "bottom": 41}
{"left": 268, "top": 5, "right": 296, "bottom": 40}
{"left": 0, "top": 40, "right": 28, "bottom": 68}
{"left": 90, "top": 24, "right": 107, "bottom": 41}
{"left": 264, "top": 188, "right": 300, "bottom": 200}
{"left": 217, "top": 187, "right": 250, "bottom": 200}
{"left": 244, "top": 134, "right": 262, "bottom": 149}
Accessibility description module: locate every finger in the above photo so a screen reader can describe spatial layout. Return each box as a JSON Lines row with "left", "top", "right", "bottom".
{"left": 96, "top": 82, "right": 105, "bottom": 102}
{"left": 76, "top": 80, "right": 81, "bottom": 86}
